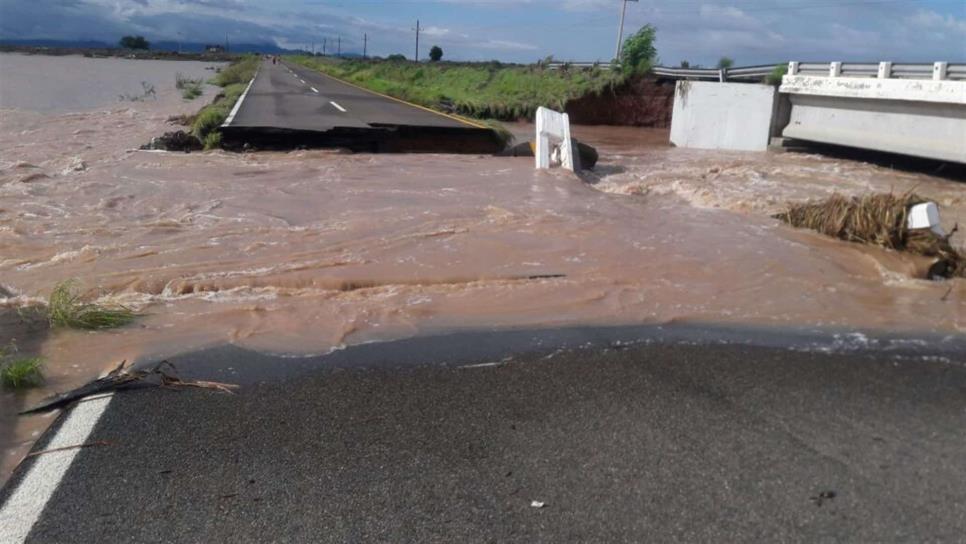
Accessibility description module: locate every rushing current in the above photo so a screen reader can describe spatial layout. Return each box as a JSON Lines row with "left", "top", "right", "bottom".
{"left": 1, "top": 53, "right": 963, "bottom": 480}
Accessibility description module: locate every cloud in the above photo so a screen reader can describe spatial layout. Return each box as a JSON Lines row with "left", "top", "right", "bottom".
{"left": 0, "top": 0, "right": 962, "bottom": 63}
{"left": 910, "top": 9, "right": 966, "bottom": 35}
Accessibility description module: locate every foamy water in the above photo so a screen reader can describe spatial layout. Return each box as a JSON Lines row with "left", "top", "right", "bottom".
{"left": 1, "top": 55, "right": 964, "bottom": 482}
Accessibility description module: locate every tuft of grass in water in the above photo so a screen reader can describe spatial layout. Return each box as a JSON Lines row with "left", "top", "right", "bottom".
{"left": 47, "top": 280, "right": 137, "bottom": 330}
{"left": 1, "top": 356, "right": 44, "bottom": 389}
{"left": 176, "top": 72, "right": 204, "bottom": 100}
{"left": 182, "top": 84, "right": 203, "bottom": 100}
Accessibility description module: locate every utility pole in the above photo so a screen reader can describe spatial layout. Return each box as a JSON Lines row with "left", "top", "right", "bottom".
{"left": 414, "top": 19, "right": 420, "bottom": 63}
{"left": 363, "top": 33, "right": 367, "bottom": 59}
{"left": 337, "top": 36, "right": 341, "bottom": 57}
{"left": 615, "top": 0, "right": 637, "bottom": 60}
{"left": 225, "top": 32, "right": 230, "bottom": 54}
{"left": 311, "top": 41, "right": 315, "bottom": 55}
{"left": 323, "top": 38, "right": 327, "bottom": 56}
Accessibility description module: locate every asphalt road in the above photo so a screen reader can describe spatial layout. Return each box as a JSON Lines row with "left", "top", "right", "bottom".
{"left": 2, "top": 325, "right": 966, "bottom": 542}
{"left": 225, "top": 59, "right": 473, "bottom": 133}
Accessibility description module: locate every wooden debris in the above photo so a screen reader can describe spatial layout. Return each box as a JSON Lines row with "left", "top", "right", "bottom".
{"left": 21, "top": 360, "right": 237, "bottom": 415}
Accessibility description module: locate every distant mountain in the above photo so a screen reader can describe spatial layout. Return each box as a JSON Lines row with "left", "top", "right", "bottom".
{"left": 0, "top": 38, "right": 293, "bottom": 54}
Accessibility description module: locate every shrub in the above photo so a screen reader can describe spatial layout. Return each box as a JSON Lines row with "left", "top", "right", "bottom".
{"left": 620, "top": 24, "right": 658, "bottom": 75}
{"left": 119, "top": 35, "right": 150, "bottom": 50}
{"left": 766, "top": 64, "right": 788, "bottom": 85}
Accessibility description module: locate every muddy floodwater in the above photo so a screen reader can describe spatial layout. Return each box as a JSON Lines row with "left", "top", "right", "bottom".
{"left": 1, "top": 54, "right": 964, "bottom": 481}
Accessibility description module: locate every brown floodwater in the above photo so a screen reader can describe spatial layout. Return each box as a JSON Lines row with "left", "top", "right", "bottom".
{"left": 1, "top": 55, "right": 964, "bottom": 482}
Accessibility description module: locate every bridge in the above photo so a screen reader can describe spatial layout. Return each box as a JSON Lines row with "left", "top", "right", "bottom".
{"left": 778, "top": 62, "right": 965, "bottom": 163}
{"left": 657, "top": 61, "right": 965, "bottom": 163}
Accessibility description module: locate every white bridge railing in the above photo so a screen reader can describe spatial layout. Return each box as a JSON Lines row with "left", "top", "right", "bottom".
{"left": 547, "top": 61, "right": 966, "bottom": 82}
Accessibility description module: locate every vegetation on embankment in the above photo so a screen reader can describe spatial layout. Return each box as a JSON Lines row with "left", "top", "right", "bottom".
{"left": 287, "top": 56, "right": 627, "bottom": 121}
{"left": 190, "top": 54, "right": 259, "bottom": 148}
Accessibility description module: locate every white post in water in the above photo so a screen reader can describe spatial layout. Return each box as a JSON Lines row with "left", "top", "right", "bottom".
{"left": 535, "top": 106, "right": 579, "bottom": 172}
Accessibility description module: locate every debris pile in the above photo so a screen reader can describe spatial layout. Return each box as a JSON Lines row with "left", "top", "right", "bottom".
{"left": 141, "top": 130, "right": 203, "bottom": 152}
{"left": 774, "top": 192, "right": 963, "bottom": 279}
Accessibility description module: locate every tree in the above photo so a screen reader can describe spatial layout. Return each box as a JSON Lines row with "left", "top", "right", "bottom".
{"left": 119, "top": 35, "right": 150, "bottom": 50}
{"left": 679, "top": 60, "right": 690, "bottom": 68}
{"left": 620, "top": 24, "right": 657, "bottom": 75}
{"left": 717, "top": 56, "right": 734, "bottom": 69}
{"left": 429, "top": 45, "right": 443, "bottom": 62}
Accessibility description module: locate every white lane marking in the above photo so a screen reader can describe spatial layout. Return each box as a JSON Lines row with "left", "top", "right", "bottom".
{"left": 310, "top": 87, "right": 319, "bottom": 93}
{"left": 299, "top": 79, "right": 306, "bottom": 84}
{"left": 221, "top": 69, "right": 258, "bottom": 127}
{"left": 330, "top": 101, "right": 347, "bottom": 113}
{"left": 0, "top": 394, "right": 114, "bottom": 543}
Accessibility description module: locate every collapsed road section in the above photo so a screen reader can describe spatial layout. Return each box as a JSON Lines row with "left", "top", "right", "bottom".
{"left": 220, "top": 59, "right": 503, "bottom": 153}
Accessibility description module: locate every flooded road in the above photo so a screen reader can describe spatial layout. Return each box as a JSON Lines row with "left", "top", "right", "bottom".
{"left": 1, "top": 54, "right": 964, "bottom": 482}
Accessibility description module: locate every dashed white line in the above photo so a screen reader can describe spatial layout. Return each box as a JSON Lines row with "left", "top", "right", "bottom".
{"left": 310, "top": 87, "right": 319, "bottom": 93}
{"left": 0, "top": 394, "right": 115, "bottom": 543}
{"left": 330, "top": 101, "right": 347, "bottom": 112}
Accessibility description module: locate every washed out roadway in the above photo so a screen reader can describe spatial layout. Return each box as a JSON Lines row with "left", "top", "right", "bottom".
{"left": 221, "top": 59, "right": 496, "bottom": 151}
{"left": 2, "top": 325, "right": 966, "bottom": 542}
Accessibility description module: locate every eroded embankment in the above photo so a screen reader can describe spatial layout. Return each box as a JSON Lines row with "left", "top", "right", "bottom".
{"left": 565, "top": 77, "right": 674, "bottom": 127}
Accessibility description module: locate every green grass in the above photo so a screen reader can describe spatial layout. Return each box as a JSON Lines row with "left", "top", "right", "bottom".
{"left": 211, "top": 55, "right": 260, "bottom": 87}
{"left": 191, "top": 82, "right": 247, "bottom": 141}
{"left": 47, "top": 280, "right": 137, "bottom": 330}
{"left": 1, "top": 356, "right": 44, "bottom": 389}
{"left": 186, "top": 55, "right": 260, "bottom": 145}
{"left": 203, "top": 130, "right": 223, "bottom": 150}
{"left": 287, "top": 56, "right": 626, "bottom": 121}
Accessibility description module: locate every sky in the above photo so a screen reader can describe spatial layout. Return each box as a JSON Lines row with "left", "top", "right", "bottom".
{"left": 1, "top": 0, "right": 964, "bottom": 65}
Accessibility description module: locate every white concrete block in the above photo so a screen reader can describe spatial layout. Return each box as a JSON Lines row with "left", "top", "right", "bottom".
{"left": 908, "top": 202, "right": 945, "bottom": 236}
{"left": 670, "top": 81, "right": 778, "bottom": 152}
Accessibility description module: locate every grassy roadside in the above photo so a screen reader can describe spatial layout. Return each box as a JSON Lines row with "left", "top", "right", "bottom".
{"left": 287, "top": 56, "right": 626, "bottom": 121}
{"left": 190, "top": 54, "right": 260, "bottom": 148}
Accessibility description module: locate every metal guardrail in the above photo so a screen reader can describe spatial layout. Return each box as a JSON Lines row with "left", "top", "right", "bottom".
{"left": 652, "top": 64, "right": 775, "bottom": 81}
{"left": 547, "top": 61, "right": 966, "bottom": 82}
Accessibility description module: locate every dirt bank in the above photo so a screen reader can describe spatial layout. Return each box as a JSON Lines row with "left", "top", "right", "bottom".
{"left": 566, "top": 76, "right": 674, "bottom": 127}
